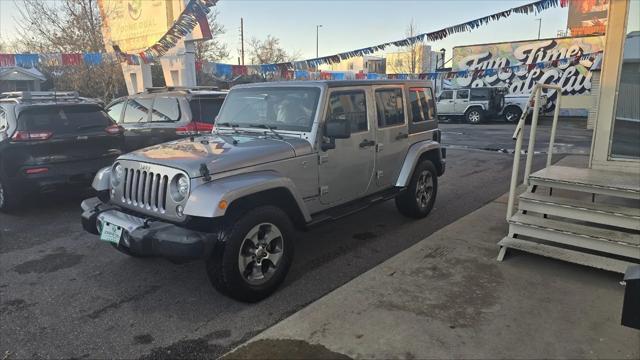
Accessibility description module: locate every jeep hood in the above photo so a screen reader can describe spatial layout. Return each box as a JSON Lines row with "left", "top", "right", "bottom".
{"left": 118, "top": 134, "right": 312, "bottom": 178}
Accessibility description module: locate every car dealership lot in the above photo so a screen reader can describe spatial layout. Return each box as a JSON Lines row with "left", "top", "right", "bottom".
{"left": 0, "top": 120, "right": 592, "bottom": 359}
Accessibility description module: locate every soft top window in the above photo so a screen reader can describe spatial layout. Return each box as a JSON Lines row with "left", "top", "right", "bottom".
{"left": 18, "top": 105, "right": 113, "bottom": 134}
{"left": 470, "top": 88, "right": 490, "bottom": 101}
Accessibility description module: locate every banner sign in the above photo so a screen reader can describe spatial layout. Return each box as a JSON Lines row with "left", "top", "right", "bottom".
{"left": 567, "top": 0, "right": 609, "bottom": 36}
{"left": 452, "top": 35, "right": 605, "bottom": 110}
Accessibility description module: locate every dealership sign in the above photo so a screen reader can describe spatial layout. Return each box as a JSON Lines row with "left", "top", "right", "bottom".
{"left": 452, "top": 36, "right": 605, "bottom": 110}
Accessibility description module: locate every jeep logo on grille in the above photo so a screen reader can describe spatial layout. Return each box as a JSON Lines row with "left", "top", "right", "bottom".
{"left": 139, "top": 164, "right": 151, "bottom": 171}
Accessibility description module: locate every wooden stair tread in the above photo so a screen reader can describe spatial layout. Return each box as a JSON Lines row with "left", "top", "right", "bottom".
{"left": 529, "top": 166, "right": 640, "bottom": 194}
{"left": 509, "top": 214, "right": 640, "bottom": 246}
{"left": 519, "top": 192, "right": 640, "bottom": 218}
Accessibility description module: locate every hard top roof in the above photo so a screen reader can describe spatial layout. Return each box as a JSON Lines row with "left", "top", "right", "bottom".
{"left": 233, "top": 79, "right": 433, "bottom": 89}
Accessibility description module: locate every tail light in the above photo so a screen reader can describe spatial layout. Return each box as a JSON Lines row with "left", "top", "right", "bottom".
{"left": 176, "top": 122, "right": 214, "bottom": 135}
{"left": 105, "top": 124, "right": 124, "bottom": 135}
{"left": 25, "top": 167, "right": 49, "bottom": 175}
{"left": 11, "top": 130, "right": 53, "bottom": 141}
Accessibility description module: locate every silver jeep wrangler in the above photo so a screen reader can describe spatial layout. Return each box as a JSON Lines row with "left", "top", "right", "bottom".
{"left": 81, "top": 80, "right": 446, "bottom": 302}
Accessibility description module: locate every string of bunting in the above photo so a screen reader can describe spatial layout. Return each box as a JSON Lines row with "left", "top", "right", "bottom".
{"left": 201, "top": 51, "right": 602, "bottom": 82}
{"left": 0, "top": 0, "right": 569, "bottom": 70}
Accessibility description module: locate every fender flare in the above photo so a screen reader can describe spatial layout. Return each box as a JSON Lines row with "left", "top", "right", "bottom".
{"left": 92, "top": 167, "right": 111, "bottom": 191}
{"left": 464, "top": 104, "right": 486, "bottom": 113}
{"left": 183, "top": 170, "right": 311, "bottom": 222}
{"left": 395, "top": 140, "right": 442, "bottom": 187}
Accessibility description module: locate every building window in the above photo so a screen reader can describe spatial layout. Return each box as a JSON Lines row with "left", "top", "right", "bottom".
{"left": 610, "top": 0, "right": 640, "bottom": 159}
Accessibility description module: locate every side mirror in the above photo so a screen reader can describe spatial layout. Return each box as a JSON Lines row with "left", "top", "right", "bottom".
{"left": 325, "top": 117, "right": 351, "bottom": 139}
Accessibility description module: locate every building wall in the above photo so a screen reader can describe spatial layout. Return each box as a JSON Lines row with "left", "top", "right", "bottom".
{"left": 321, "top": 56, "right": 385, "bottom": 74}
{"left": 386, "top": 44, "right": 436, "bottom": 74}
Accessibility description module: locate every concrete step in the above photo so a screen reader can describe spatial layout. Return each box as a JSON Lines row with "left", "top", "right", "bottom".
{"left": 519, "top": 192, "right": 640, "bottom": 230}
{"left": 508, "top": 214, "right": 640, "bottom": 259}
{"left": 528, "top": 166, "right": 640, "bottom": 200}
{"left": 498, "top": 237, "right": 636, "bottom": 273}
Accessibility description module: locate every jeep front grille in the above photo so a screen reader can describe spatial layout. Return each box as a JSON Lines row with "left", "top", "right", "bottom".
{"left": 113, "top": 160, "right": 189, "bottom": 221}
{"left": 123, "top": 169, "right": 169, "bottom": 212}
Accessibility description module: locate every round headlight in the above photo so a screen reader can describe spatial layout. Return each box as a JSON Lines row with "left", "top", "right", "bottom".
{"left": 111, "top": 163, "right": 124, "bottom": 187}
{"left": 171, "top": 174, "right": 190, "bottom": 202}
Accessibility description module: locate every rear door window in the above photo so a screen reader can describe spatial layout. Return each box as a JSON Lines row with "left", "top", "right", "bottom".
{"left": 106, "top": 101, "right": 125, "bottom": 122}
{"left": 326, "top": 90, "right": 368, "bottom": 133}
{"left": 470, "top": 89, "right": 489, "bottom": 101}
{"left": 457, "top": 89, "right": 469, "bottom": 100}
{"left": 151, "top": 96, "right": 180, "bottom": 122}
{"left": 123, "top": 98, "right": 153, "bottom": 123}
{"left": 19, "top": 105, "right": 113, "bottom": 134}
{"left": 375, "top": 88, "right": 405, "bottom": 128}
{"left": 189, "top": 97, "right": 224, "bottom": 124}
{"left": 409, "top": 87, "right": 435, "bottom": 123}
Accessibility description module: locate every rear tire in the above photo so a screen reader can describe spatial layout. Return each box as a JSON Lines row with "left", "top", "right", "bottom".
{"left": 207, "top": 205, "right": 295, "bottom": 302}
{"left": 465, "top": 108, "right": 484, "bottom": 124}
{"left": 0, "top": 178, "right": 20, "bottom": 212}
{"left": 395, "top": 160, "right": 438, "bottom": 219}
{"left": 503, "top": 106, "right": 522, "bottom": 123}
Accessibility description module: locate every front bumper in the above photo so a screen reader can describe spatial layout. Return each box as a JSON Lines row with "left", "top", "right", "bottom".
{"left": 81, "top": 197, "right": 218, "bottom": 260}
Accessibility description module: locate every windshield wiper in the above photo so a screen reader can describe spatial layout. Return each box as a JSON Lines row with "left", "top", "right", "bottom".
{"left": 215, "top": 122, "right": 239, "bottom": 134}
{"left": 249, "top": 124, "right": 283, "bottom": 139}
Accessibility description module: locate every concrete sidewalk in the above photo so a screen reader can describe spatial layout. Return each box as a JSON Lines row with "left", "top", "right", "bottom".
{"left": 225, "top": 191, "right": 639, "bottom": 359}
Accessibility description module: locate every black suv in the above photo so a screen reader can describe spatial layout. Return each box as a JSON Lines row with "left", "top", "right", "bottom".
{"left": 105, "top": 86, "right": 227, "bottom": 152}
{"left": 0, "top": 91, "right": 124, "bottom": 211}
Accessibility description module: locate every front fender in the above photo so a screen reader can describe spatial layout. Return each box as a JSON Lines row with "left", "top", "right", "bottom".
{"left": 183, "top": 171, "right": 311, "bottom": 222}
{"left": 92, "top": 167, "right": 111, "bottom": 191}
{"left": 395, "top": 141, "right": 443, "bottom": 187}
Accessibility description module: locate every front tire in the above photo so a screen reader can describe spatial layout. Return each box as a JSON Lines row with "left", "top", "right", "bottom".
{"left": 465, "top": 108, "right": 484, "bottom": 124}
{"left": 207, "top": 206, "right": 295, "bottom": 302}
{"left": 395, "top": 160, "right": 438, "bottom": 219}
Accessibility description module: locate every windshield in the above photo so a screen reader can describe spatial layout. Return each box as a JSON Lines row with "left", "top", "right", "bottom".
{"left": 216, "top": 87, "right": 321, "bottom": 132}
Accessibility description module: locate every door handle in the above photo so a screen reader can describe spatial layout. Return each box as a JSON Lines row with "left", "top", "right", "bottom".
{"left": 359, "top": 139, "right": 375, "bottom": 148}
{"left": 396, "top": 132, "right": 408, "bottom": 140}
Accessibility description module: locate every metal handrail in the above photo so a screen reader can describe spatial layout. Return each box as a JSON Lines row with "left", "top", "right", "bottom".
{"left": 506, "top": 83, "right": 563, "bottom": 219}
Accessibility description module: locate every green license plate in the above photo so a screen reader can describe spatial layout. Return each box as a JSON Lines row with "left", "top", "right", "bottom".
{"left": 100, "top": 222, "right": 123, "bottom": 244}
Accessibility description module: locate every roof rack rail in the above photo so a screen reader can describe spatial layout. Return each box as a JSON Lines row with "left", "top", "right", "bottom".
{"left": 0, "top": 91, "right": 81, "bottom": 101}
{"left": 144, "top": 86, "right": 220, "bottom": 94}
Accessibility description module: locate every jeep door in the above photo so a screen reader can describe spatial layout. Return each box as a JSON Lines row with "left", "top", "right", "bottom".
{"left": 373, "top": 86, "right": 409, "bottom": 188}
{"left": 454, "top": 89, "right": 469, "bottom": 113}
{"left": 437, "top": 90, "right": 454, "bottom": 114}
{"left": 319, "top": 87, "right": 375, "bottom": 205}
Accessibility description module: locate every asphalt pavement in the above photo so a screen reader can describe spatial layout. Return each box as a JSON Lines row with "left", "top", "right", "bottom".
{"left": 0, "top": 119, "right": 594, "bottom": 359}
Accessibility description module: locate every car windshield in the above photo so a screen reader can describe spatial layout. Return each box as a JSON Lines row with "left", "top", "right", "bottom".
{"left": 216, "top": 87, "right": 321, "bottom": 132}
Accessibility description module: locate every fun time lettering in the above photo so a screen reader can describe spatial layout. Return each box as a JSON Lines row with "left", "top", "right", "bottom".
{"left": 456, "top": 40, "right": 595, "bottom": 111}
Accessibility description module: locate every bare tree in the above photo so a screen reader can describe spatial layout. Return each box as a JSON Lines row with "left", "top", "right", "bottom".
{"left": 12, "top": 0, "right": 127, "bottom": 102}
{"left": 247, "top": 35, "right": 299, "bottom": 64}
{"left": 194, "top": 10, "right": 229, "bottom": 62}
{"left": 387, "top": 19, "right": 424, "bottom": 74}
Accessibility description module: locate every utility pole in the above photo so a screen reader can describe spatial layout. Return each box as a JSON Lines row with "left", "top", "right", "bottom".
{"left": 535, "top": 18, "right": 542, "bottom": 39}
{"left": 240, "top": 17, "right": 245, "bottom": 65}
{"left": 316, "top": 25, "right": 323, "bottom": 58}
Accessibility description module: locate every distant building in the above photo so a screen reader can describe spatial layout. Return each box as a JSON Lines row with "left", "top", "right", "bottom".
{"left": 0, "top": 67, "right": 46, "bottom": 92}
{"left": 320, "top": 55, "right": 386, "bottom": 74}
{"left": 385, "top": 44, "right": 439, "bottom": 74}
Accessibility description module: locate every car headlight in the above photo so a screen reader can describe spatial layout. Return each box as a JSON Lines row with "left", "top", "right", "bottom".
{"left": 170, "top": 174, "right": 190, "bottom": 202}
{"left": 111, "top": 163, "right": 124, "bottom": 187}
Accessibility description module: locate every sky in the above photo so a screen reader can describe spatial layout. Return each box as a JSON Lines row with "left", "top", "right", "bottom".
{"left": 0, "top": 0, "right": 570, "bottom": 64}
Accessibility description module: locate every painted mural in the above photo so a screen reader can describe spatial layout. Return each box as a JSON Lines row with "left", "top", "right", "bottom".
{"left": 452, "top": 36, "right": 605, "bottom": 111}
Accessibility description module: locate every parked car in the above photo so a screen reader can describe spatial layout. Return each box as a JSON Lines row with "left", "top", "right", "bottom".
{"left": 0, "top": 91, "right": 124, "bottom": 211}
{"left": 436, "top": 87, "right": 505, "bottom": 124}
{"left": 502, "top": 93, "right": 549, "bottom": 123}
{"left": 105, "top": 86, "right": 227, "bottom": 152}
{"left": 80, "top": 80, "right": 446, "bottom": 302}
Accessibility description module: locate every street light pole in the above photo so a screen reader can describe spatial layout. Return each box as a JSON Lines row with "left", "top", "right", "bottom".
{"left": 316, "top": 25, "right": 323, "bottom": 58}
{"left": 535, "top": 18, "right": 542, "bottom": 39}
